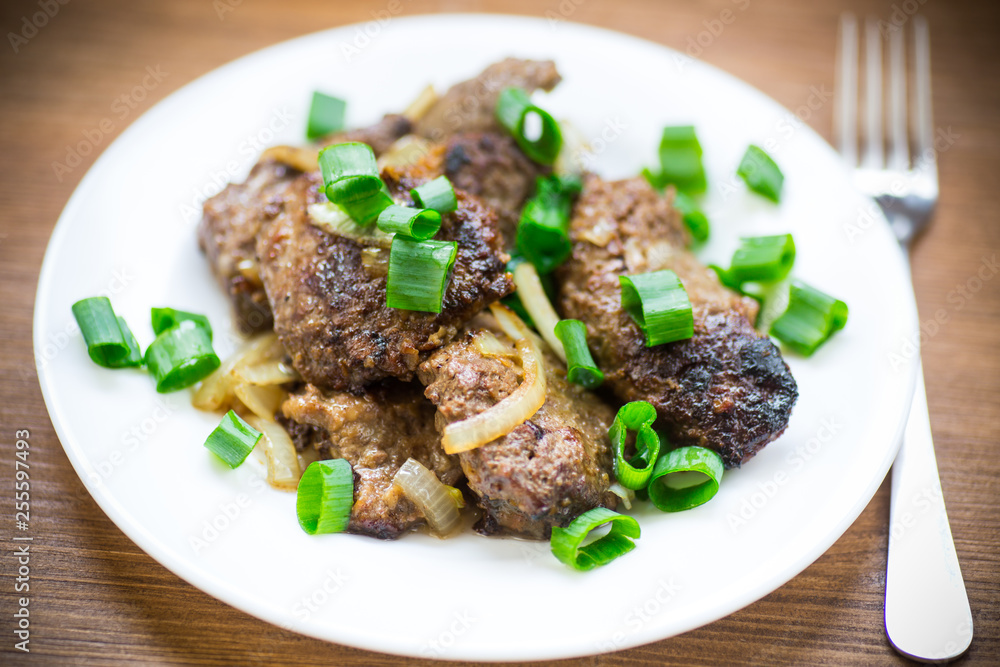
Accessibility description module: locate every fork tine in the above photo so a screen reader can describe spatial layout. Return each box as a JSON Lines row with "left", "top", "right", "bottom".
{"left": 836, "top": 14, "right": 858, "bottom": 165}
{"left": 912, "top": 16, "right": 934, "bottom": 161}
{"left": 888, "top": 24, "right": 909, "bottom": 170}
{"left": 863, "top": 18, "right": 884, "bottom": 168}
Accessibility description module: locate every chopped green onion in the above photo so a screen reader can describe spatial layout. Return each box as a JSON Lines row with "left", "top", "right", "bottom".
{"left": 340, "top": 188, "right": 393, "bottom": 226}
{"left": 411, "top": 176, "right": 457, "bottom": 214}
{"left": 728, "top": 234, "right": 796, "bottom": 284}
{"left": 619, "top": 270, "right": 694, "bottom": 346}
{"left": 554, "top": 319, "right": 603, "bottom": 389}
{"left": 318, "top": 142, "right": 382, "bottom": 204}
{"left": 709, "top": 264, "right": 746, "bottom": 294}
{"left": 769, "top": 281, "right": 848, "bottom": 356}
{"left": 737, "top": 145, "right": 784, "bottom": 202}
{"left": 646, "top": 126, "right": 706, "bottom": 194}
{"left": 386, "top": 237, "right": 457, "bottom": 313}
{"left": 500, "top": 255, "right": 536, "bottom": 327}
{"left": 516, "top": 174, "right": 582, "bottom": 274}
{"left": 672, "top": 191, "right": 710, "bottom": 244}
{"left": 609, "top": 401, "right": 662, "bottom": 490}
{"left": 71, "top": 297, "right": 134, "bottom": 367}
{"left": 550, "top": 507, "right": 640, "bottom": 571}
{"left": 306, "top": 91, "right": 346, "bottom": 140}
{"left": 495, "top": 87, "right": 563, "bottom": 165}
{"left": 647, "top": 446, "right": 724, "bottom": 512}
{"left": 144, "top": 320, "right": 221, "bottom": 392}
{"left": 114, "top": 316, "right": 144, "bottom": 368}
{"left": 151, "top": 307, "right": 212, "bottom": 339}
{"left": 376, "top": 205, "right": 442, "bottom": 240}
{"left": 296, "top": 458, "right": 354, "bottom": 535}
{"left": 204, "top": 409, "right": 261, "bottom": 468}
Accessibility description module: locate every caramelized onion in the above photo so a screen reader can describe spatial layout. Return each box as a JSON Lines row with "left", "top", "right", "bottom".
{"left": 554, "top": 119, "right": 589, "bottom": 176}
{"left": 472, "top": 330, "right": 518, "bottom": 359}
{"left": 608, "top": 482, "right": 636, "bottom": 510}
{"left": 194, "top": 332, "right": 290, "bottom": 410}
{"left": 441, "top": 304, "right": 547, "bottom": 455}
{"left": 235, "top": 359, "right": 300, "bottom": 386}
{"left": 246, "top": 415, "right": 302, "bottom": 491}
{"left": 260, "top": 145, "right": 319, "bottom": 172}
{"left": 392, "top": 457, "right": 462, "bottom": 537}
{"left": 191, "top": 354, "right": 238, "bottom": 411}
{"left": 360, "top": 247, "right": 389, "bottom": 278}
{"left": 377, "top": 135, "right": 433, "bottom": 172}
{"left": 234, "top": 383, "right": 284, "bottom": 421}
{"left": 402, "top": 85, "right": 438, "bottom": 122}
{"left": 512, "top": 262, "right": 566, "bottom": 362}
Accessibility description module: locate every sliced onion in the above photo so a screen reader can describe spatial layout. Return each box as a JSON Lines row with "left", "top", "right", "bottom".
{"left": 441, "top": 304, "right": 547, "bottom": 455}
{"left": 392, "top": 457, "right": 462, "bottom": 537}
{"left": 554, "top": 119, "right": 589, "bottom": 176}
{"left": 512, "top": 262, "right": 566, "bottom": 362}
{"left": 194, "top": 332, "right": 289, "bottom": 410}
{"left": 360, "top": 247, "right": 389, "bottom": 278}
{"left": 377, "top": 135, "right": 433, "bottom": 172}
{"left": 260, "top": 145, "right": 319, "bottom": 172}
{"left": 245, "top": 415, "right": 302, "bottom": 491}
{"left": 191, "top": 357, "right": 237, "bottom": 411}
{"left": 403, "top": 85, "right": 438, "bottom": 122}
{"left": 192, "top": 341, "right": 249, "bottom": 410}
{"left": 296, "top": 444, "right": 323, "bottom": 474}
{"left": 472, "top": 330, "right": 518, "bottom": 359}
{"left": 608, "top": 482, "right": 636, "bottom": 510}
{"left": 235, "top": 359, "right": 300, "bottom": 386}
{"left": 234, "top": 383, "right": 285, "bottom": 421}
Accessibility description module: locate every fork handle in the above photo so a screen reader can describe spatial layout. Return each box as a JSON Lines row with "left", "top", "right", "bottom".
{"left": 884, "top": 362, "right": 973, "bottom": 662}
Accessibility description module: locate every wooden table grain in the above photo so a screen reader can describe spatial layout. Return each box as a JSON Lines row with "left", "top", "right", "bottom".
{"left": 2, "top": 0, "right": 998, "bottom": 664}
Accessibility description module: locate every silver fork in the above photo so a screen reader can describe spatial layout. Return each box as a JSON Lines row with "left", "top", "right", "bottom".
{"left": 837, "top": 15, "right": 973, "bottom": 663}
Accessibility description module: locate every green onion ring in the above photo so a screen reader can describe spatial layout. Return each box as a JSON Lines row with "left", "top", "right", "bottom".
{"left": 609, "top": 401, "right": 662, "bottom": 490}
{"left": 737, "top": 144, "right": 784, "bottom": 202}
{"left": 376, "top": 204, "right": 442, "bottom": 240}
{"left": 554, "top": 319, "right": 603, "bottom": 389}
{"left": 143, "top": 320, "right": 221, "bottom": 393}
{"left": 550, "top": 507, "right": 640, "bottom": 571}
{"left": 495, "top": 87, "right": 563, "bottom": 165}
{"left": 151, "top": 307, "right": 213, "bottom": 339}
{"left": 306, "top": 91, "right": 346, "bottom": 140}
{"left": 204, "top": 410, "right": 261, "bottom": 468}
{"left": 318, "top": 142, "right": 382, "bottom": 204}
{"left": 410, "top": 175, "right": 458, "bottom": 214}
{"left": 296, "top": 458, "right": 354, "bottom": 535}
{"left": 769, "top": 280, "right": 849, "bottom": 356}
{"left": 647, "top": 446, "right": 724, "bottom": 512}
{"left": 619, "top": 270, "right": 694, "bottom": 346}
{"left": 385, "top": 237, "right": 457, "bottom": 313}
{"left": 727, "top": 234, "right": 796, "bottom": 284}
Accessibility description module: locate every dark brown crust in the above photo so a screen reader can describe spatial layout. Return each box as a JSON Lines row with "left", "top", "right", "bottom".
{"left": 440, "top": 132, "right": 546, "bottom": 247}
{"left": 414, "top": 58, "right": 561, "bottom": 140}
{"left": 256, "top": 171, "right": 513, "bottom": 391}
{"left": 197, "top": 159, "right": 296, "bottom": 334}
{"left": 556, "top": 176, "right": 798, "bottom": 468}
{"left": 418, "top": 322, "right": 617, "bottom": 539}
{"left": 197, "top": 115, "right": 412, "bottom": 334}
{"left": 280, "top": 381, "right": 462, "bottom": 540}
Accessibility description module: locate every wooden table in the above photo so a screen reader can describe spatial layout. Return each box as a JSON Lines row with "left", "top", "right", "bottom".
{"left": 2, "top": 0, "right": 997, "bottom": 664}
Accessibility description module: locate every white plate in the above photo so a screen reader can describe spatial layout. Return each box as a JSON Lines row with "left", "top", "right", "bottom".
{"left": 34, "top": 15, "right": 918, "bottom": 662}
